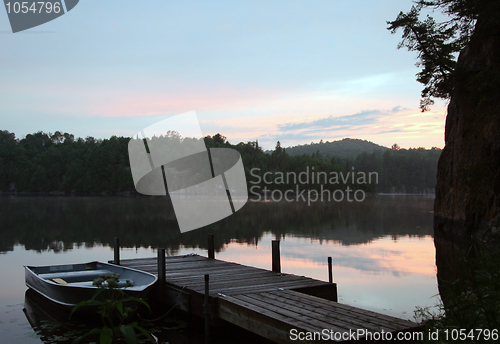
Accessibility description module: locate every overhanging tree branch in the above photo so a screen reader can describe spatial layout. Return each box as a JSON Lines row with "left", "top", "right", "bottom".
{"left": 387, "top": 0, "right": 483, "bottom": 111}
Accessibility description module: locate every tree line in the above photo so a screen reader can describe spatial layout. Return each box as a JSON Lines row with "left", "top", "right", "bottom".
{"left": 0, "top": 130, "right": 441, "bottom": 194}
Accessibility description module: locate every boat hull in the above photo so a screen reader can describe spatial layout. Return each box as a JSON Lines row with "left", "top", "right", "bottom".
{"left": 24, "top": 261, "right": 158, "bottom": 309}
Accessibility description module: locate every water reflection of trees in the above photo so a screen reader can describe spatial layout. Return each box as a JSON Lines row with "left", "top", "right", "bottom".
{"left": 0, "top": 195, "right": 434, "bottom": 254}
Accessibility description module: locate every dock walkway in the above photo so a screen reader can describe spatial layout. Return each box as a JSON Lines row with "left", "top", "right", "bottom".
{"left": 119, "top": 254, "right": 419, "bottom": 343}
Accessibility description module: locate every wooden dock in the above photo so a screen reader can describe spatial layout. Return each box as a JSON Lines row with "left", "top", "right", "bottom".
{"left": 118, "top": 253, "right": 420, "bottom": 343}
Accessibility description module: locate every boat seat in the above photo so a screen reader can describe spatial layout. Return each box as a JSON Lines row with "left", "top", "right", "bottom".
{"left": 68, "top": 279, "right": 134, "bottom": 288}
{"left": 52, "top": 278, "right": 68, "bottom": 285}
{"left": 38, "top": 269, "right": 113, "bottom": 283}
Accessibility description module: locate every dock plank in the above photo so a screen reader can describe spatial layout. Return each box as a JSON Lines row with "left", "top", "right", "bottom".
{"left": 234, "top": 294, "right": 352, "bottom": 333}
{"left": 256, "top": 291, "right": 399, "bottom": 332}
{"left": 282, "top": 290, "right": 418, "bottom": 329}
{"left": 218, "top": 293, "right": 327, "bottom": 344}
{"left": 203, "top": 279, "right": 329, "bottom": 296}
{"left": 173, "top": 274, "right": 315, "bottom": 289}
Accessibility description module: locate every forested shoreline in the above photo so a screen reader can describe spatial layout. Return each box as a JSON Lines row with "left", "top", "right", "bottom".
{"left": 0, "top": 130, "right": 441, "bottom": 194}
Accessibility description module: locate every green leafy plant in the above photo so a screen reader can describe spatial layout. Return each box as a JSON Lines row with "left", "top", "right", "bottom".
{"left": 70, "top": 273, "right": 155, "bottom": 344}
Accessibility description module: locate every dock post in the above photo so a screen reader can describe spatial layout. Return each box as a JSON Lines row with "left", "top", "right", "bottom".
{"left": 272, "top": 240, "right": 281, "bottom": 273}
{"left": 158, "top": 248, "right": 166, "bottom": 300}
{"left": 204, "top": 274, "right": 210, "bottom": 344}
{"left": 113, "top": 237, "right": 120, "bottom": 265}
{"left": 328, "top": 257, "right": 333, "bottom": 283}
{"left": 208, "top": 233, "right": 215, "bottom": 259}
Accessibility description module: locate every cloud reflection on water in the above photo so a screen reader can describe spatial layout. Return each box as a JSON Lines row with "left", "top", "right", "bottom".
{"left": 217, "top": 232, "right": 439, "bottom": 319}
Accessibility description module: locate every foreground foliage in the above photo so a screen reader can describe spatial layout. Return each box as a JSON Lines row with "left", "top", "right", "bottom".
{"left": 70, "top": 273, "right": 155, "bottom": 344}
{"left": 415, "top": 242, "right": 500, "bottom": 343}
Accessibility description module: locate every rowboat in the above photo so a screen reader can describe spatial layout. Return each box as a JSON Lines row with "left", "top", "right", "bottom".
{"left": 24, "top": 261, "right": 158, "bottom": 309}
{"left": 23, "top": 289, "right": 159, "bottom": 343}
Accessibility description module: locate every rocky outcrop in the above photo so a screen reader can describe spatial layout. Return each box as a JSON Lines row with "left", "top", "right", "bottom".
{"left": 434, "top": 11, "right": 500, "bottom": 291}
{"left": 434, "top": 13, "right": 500, "bottom": 248}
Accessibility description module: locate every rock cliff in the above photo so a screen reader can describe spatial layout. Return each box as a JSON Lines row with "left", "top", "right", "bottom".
{"left": 434, "top": 12, "right": 500, "bottom": 248}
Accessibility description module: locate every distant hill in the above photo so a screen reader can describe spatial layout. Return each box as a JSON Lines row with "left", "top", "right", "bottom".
{"left": 283, "top": 138, "right": 389, "bottom": 160}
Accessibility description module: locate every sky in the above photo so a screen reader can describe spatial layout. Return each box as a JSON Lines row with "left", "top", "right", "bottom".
{"left": 0, "top": 0, "right": 448, "bottom": 150}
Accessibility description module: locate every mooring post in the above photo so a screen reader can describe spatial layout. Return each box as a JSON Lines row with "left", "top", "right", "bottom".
{"left": 113, "top": 237, "right": 120, "bottom": 265}
{"left": 208, "top": 233, "right": 215, "bottom": 259}
{"left": 272, "top": 240, "right": 281, "bottom": 273}
{"left": 204, "top": 274, "right": 210, "bottom": 344}
{"left": 328, "top": 256, "right": 333, "bottom": 283}
{"left": 158, "top": 248, "right": 166, "bottom": 285}
{"left": 157, "top": 248, "right": 166, "bottom": 301}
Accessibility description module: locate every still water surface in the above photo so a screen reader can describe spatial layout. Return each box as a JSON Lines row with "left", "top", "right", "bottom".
{"left": 0, "top": 194, "right": 439, "bottom": 342}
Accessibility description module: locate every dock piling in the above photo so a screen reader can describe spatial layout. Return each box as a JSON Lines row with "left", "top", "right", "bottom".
{"left": 157, "top": 248, "right": 166, "bottom": 301}
{"left": 207, "top": 233, "right": 215, "bottom": 259}
{"left": 113, "top": 237, "right": 120, "bottom": 265}
{"left": 328, "top": 256, "right": 333, "bottom": 283}
{"left": 204, "top": 274, "right": 210, "bottom": 344}
{"left": 272, "top": 240, "right": 281, "bottom": 273}
{"left": 158, "top": 248, "right": 166, "bottom": 285}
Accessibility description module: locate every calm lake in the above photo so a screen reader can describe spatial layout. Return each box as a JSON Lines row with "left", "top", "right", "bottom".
{"left": 0, "top": 194, "right": 439, "bottom": 342}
